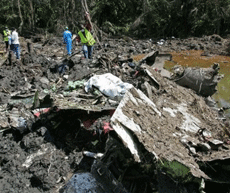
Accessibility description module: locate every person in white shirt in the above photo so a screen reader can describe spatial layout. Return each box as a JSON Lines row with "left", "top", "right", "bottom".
{"left": 11, "top": 27, "right": 20, "bottom": 59}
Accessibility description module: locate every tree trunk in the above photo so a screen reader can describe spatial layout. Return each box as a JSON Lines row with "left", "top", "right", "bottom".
{"left": 18, "top": 0, "right": 23, "bottom": 33}
{"left": 143, "top": 0, "right": 150, "bottom": 13}
{"left": 29, "top": 0, "right": 34, "bottom": 30}
{"left": 71, "top": 0, "right": 75, "bottom": 31}
{"left": 64, "top": 0, "right": 66, "bottom": 25}
{"left": 143, "top": 0, "right": 147, "bottom": 13}
{"left": 82, "top": 0, "right": 104, "bottom": 51}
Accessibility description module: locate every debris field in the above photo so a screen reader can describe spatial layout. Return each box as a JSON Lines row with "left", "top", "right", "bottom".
{"left": 0, "top": 34, "right": 230, "bottom": 193}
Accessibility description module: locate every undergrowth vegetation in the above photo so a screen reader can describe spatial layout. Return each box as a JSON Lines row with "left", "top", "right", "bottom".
{"left": 1, "top": 0, "right": 230, "bottom": 38}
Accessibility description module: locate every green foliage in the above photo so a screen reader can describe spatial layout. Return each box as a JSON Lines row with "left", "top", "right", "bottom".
{"left": 1, "top": 0, "right": 230, "bottom": 38}
{"left": 0, "top": 0, "right": 84, "bottom": 35}
{"left": 158, "top": 158, "right": 193, "bottom": 183}
{"left": 91, "top": 0, "right": 142, "bottom": 26}
{"left": 102, "top": 21, "right": 130, "bottom": 35}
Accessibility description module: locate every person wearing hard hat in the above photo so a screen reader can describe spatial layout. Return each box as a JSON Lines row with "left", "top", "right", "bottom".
{"left": 63, "top": 27, "right": 72, "bottom": 55}
{"left": 3, "top": 26, "right": 11, "bottom": 52}
{"left": 76, "top": 26, "right": 95, "bottom": 59}
{"left": 11, "top": 27, "right": 20, "bottom": 59}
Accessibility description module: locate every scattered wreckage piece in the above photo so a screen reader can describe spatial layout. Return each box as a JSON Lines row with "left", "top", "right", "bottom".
{"left": 0, "top": 104, "right": 10, "bottom": 131}
{"left": 152, "top": 53, "right": 172, "bottom": 78}
{"left": 111, "top": 67, "right": 230, "bottom": 187}
{"left": 60, "top": 172, "right": 105, "bottom": 193}
{"left": 0, "top": 53, "right": 8, "bottom": 67}
{"left": 143, "top": 66, "right": 161, "bottom": 90}
{"left": 140, "top": 52, "right": 172, "bottom": 69}
{"left": 171, "top": 63, "right": 224, "bottom": 97}
{"left": 60, "top": 159, "right": 129, "bottom": 193}
{"left": 53, "top": 93, "right": 116, "bottom": 112}
{"left": 84, "top": 73, "right": 133, "bottom": 101}
{"left": 135, "top": 50, "right": 172, "bottom": 78}
{"left": 0, "top": 103, "right": 35, "bottom": 133}
{"left": 138, "top": 50, "right": 159, "bottom": 65}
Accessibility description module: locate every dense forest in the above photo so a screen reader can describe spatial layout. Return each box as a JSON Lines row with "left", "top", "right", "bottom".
{"left": 1, "top": 0, "right": 230, "bottom": 38}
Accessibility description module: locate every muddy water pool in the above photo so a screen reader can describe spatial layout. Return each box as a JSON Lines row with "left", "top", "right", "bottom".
{"left": 164, "top": 50, "right": 230, "bottom": 116}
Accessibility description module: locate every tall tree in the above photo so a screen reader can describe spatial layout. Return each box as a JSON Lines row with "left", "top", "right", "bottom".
{"left": 29, "top": 0, "right": 34, "bottom": 30}
{"left": 18, "top": 0, "right": 23, "bottom": 33}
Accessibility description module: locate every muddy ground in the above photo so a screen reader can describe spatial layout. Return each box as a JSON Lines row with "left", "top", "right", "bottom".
{"left": 0, "top": 34, "right": 230, "bottom": 193}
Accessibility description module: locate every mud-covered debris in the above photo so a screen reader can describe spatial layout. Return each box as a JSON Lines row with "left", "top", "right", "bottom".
{"left": 33, "top": 107, "right": 51, "bottom": 118}
{"left": 84, "top": 73, "right": 133, "bottom": 101}
{"left": 0, "top": 105, "right": 35, "bottom": 133}
{"left": 53, "top": 91, "right": 116, "bottom": 111}
{"left": 60, "top": 172, "right": 105, "bottom": 193}
{"left": 138, "top": 50, "right": 159, "bottom": 65}
{"left": 83, "top": 151, "right": 104, "bottom": 159}
{"left": 110, "top": 66, "right": 230, "bottom": 188}
{"left": 0, "top": 105, "right": 10, "bottom": 130}
{"left": 171, "top": 63, "right": 224, "bottom": 97}
{"left": 60, "top": 167, "right": 129, "bottom": 193}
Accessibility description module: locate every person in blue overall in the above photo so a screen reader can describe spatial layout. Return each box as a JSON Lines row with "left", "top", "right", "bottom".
{"left": 63, "top": 27, "right": 72, "bottom": 55}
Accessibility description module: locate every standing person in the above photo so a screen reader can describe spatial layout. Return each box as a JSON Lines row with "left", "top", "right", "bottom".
{"left": 76, "top": 11, "right": 96, "bottom": 59}
{"left": 76, "top": 26, "right": 95, "bottom": 59}
{"left": 11, "top": 27, "right": 20, "bottom": 59}
{"left": 63, "top": 27, "right": 72, "bottom": 56}
{"left": 3, "top": 26, "right": 11, "bottom": 52}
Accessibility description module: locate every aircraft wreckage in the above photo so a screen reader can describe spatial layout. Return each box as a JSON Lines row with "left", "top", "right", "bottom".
{"left": 0, "top": 38, "right": 230, "bottom": 192}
